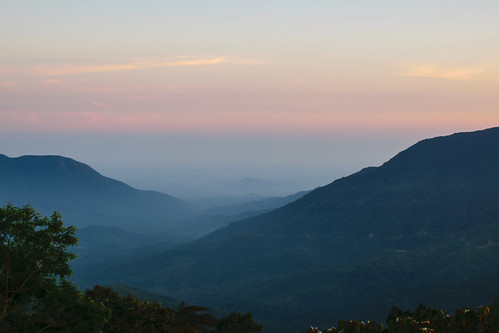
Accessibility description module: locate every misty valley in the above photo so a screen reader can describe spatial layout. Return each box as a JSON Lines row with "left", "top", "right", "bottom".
{"left": 2, "top": 127, "right": 499, "bottom": 332}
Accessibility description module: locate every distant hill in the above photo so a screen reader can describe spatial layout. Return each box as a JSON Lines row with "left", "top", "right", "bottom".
{"left": 172, "top": 190, "right": 311, "bottom": 240}
{"left": 73, "top": 127, "right": 499, "bottom": 332}
{"left": 199, "top": 190, "right": 310, "bottom": 216}
{"left": 224, "top": 177, "right": 300, "bottom": 197}
{"left": 0, "top": 154, "right": 193, "bottom": 233}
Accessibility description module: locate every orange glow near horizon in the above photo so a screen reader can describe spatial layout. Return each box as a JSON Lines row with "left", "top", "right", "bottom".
{"left": 1, "top": 107, "right": 496, "bottom": 136}
{"left": 2, "top": 56, "right": 498, "bottom": 137}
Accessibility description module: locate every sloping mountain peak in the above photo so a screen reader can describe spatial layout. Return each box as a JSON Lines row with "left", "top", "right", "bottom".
{"left": 380, "top": 127, "right": 499, "bottom": 178}
{"left": 202, "top": 126, "right": 499, "bottom": 247}
{"left": 0, "top": 154, "right": 192, "bottom": 233}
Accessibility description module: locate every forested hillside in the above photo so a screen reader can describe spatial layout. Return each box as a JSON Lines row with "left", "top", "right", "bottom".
{"left": 73, "top": 127, "right": 499, "bottom": 332}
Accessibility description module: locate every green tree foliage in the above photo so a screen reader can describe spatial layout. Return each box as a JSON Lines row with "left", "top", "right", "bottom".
{"left": 85, "top": 285, "right": 264, "bottom": 333}
{"left": 170, "top": 301, "right": 217, "bottom": 333}
{"left": 0, "top": 204, "right": 108, "bottom": 331}
{"left": 213, "top": 311, "right": 262, "bottom": 333}
{"left": 310, "top": 301, "right": 499, "bottom": 333}
{"left": 86, "top": 285, "right": 261, "bottom": 333}
{"left": 305, "top": 320, "right": 385, "bottom": 333}
{"left": 22, "top": 280, "right": 109, "bottom": 332}
{"left": 85, "top": 285, "right": 174, "bottom": 333}
{"left": 385, "top": 303, "right": 499, "bottom": 333}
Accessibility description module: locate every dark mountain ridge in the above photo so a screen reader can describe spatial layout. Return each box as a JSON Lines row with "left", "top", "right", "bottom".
{"left": 204, "top": 127, "right": 499, "bottom": 243}
{"left": 73, "top": 127, "right": 499, "bottom": 332}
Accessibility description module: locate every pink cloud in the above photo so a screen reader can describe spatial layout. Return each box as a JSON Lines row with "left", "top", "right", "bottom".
{"left": 0, "top": 82, "right": 19, "bottom": 88}
{"left": 92, "top": 102, "right": 110, "bottom": 111}
{"left": 40, "top": 79, "right": 68, "bottom": 86}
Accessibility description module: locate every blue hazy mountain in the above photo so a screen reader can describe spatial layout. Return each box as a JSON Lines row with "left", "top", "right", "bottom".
{"left": 174, "top": 190, "right": 311, "bottom": 239}
{"left": 72, "top": 127, "right": 499, "bottom": 332}
{"left": 198, "top": 190, "right": 310, "bottom": 216}
{"left": 0, "top": 154, "right": 193, "bottom": 233}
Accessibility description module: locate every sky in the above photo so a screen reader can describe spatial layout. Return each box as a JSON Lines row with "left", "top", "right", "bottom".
{"left": 1, "top": 1, "right": 499, "bottom": 197}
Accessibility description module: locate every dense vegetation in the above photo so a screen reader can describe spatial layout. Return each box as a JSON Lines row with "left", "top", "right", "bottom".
{"left": 85, "top": 285, "right": 262, "bottom": 333}
{"left": 0, "top": 204, "right": 261, "bottom": 332}
{"left": 0, "top": 204, "right": 107, "bottom": 332}
{"left": 306, "top": 298, "right": 499, "bottom": 333}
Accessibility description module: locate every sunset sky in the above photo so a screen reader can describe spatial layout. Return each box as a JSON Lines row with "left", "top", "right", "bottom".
{"left": 1, "top": 1, "right": 498, "bottom": 197}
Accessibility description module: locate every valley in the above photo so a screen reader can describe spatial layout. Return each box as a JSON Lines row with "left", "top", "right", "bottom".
{"left": 2, "top": 127, "right": 499, "bottom": 332}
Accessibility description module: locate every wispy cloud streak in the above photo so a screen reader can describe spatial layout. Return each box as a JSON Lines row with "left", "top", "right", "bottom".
{"left": 39, "top": 57, "right": 230, "bottom": 76}
{"left": 92, "top": 102, "right": 110, "bottom": 111}
{"left": 401, "top": 64, "right": 489, "bottom": 80}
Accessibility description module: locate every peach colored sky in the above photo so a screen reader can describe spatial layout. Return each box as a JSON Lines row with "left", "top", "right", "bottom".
{"left": 1, "top": 1, "right": 498, "bottom": 196}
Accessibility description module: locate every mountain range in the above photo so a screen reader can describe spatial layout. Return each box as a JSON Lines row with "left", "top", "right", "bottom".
{"left": 71, "top": 127, "right": 499, "bottom": 332}
{"left": 3, "top": 128, "right": 499, "bottom": 332}
{"left": 0, "top": 152, "right": 312, "bottom": 274}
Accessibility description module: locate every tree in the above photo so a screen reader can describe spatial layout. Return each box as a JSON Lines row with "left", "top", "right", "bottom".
{"left": 85, "top": 285, "right": 174, "bottom": 333}
{"left": 0, "top": 204, "right": 108, "bottom": 331}
{"left": 85, "top": 285, "right": 265, "bottom": 333}
{"left": 170, "top": 301, "right": 217, "bottom": 333}
{"left": 23, "top": 280, "right": 109, "bottom": 332}
{"left": 85, "top": 286, "right": 221, "bottom": 333}
{"left": 213, "top": 312, "right": 262, "bottom": 333}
